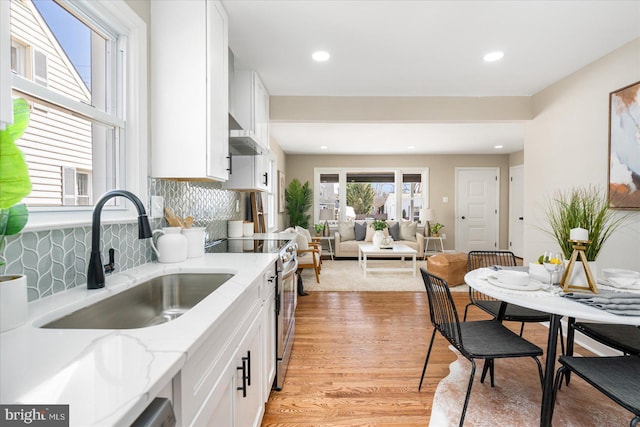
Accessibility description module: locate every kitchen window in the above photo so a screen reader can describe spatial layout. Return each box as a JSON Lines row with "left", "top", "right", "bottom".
{"left": 1, "top": 0, "right": 147, "bottom": 227}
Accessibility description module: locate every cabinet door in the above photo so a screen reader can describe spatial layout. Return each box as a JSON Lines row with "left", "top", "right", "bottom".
{"left": 190, "top": 358, "right": 234, "bottom": 427}
{"left": 253, "top": 75, "right": 270, "bottom": 149}
{"left": 206, "top": 0, "right": 229, "bottom": 181}
{"left": 150, "top": 0, "right": 229, "bottom": 181}
{"left": 262, "top": 286, "right": 276, "bottom": 401}
{"left": 234, "top": 315, "right": 264, "bottom": 427}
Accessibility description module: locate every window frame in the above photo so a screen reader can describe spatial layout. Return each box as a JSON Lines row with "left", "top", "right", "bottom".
{"left": 314, "top": 167, "right": 429, "bottom": 224}
{"left": 2, "top": 0, "right": 148, "bottom": 230}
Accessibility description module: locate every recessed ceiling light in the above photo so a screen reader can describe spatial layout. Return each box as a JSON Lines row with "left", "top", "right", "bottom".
{"left": 320, "top": 145, "right": 328, "bottom": 150}
{"left": 494, "top": 145, "right": 504, "bottom": 149}
{"left": 484, "top": 51, "right": 504, "bottom": 62}
{"left": 312, "top": 51, "right": 330, "bottom": 62}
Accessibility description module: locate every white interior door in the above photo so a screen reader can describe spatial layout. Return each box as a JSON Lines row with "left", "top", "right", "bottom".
{"left": 509, "top": 165, "right": 524, "bottom": 257}
{"left": 456, "top": 168, "right": 499, "bottom": 253}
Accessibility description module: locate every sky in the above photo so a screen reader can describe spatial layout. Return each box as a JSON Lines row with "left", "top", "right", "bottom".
{"left": 32, "top": 0, "right": 91, "bottom": 90}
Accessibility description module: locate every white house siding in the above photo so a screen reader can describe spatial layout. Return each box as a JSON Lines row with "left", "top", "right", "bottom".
{"left": 10, "top": 0, "right": 92, "bottom": 206}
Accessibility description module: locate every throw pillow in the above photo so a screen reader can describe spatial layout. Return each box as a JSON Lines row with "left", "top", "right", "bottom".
{"left": 294, "top": 231, "right": 309, "bottom": 250}
{"left": 399, "top": 220, "right": 418, "bottom": 241}
{"left": 387, "top": 221, "right": 400, "bottom": 241}
{"left": 295, "top": 226, "right": 312, "bottom": 243}
{"left": 354, "top": 221, "right": 367, "bottom": 241}
{"left": 338, "top": 222, "right": 356, "bottom": 241}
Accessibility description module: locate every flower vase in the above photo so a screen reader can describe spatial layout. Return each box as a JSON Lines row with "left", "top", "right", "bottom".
{"left": 372, "top": 230, "right": 385, "bottom": 247}
{"left": 0, "top": 275, "right": 28, "bottom": 332}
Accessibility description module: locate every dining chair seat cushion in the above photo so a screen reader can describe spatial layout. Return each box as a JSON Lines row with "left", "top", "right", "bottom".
{"left": 573, "top": 323, "right": 640, "bottom": 355}
{"left": 475, "top": 300, "right": 552, "bottom": 323}
{"left": 459, "top": 320, "right": 544, "bottom": 359}
{"left": 558, "top": 355, "right": 640, "bottom": 416}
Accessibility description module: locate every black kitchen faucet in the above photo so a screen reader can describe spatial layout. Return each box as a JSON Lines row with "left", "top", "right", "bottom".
{"left": 87, "top": 190, "right": 153, "bottom": 289}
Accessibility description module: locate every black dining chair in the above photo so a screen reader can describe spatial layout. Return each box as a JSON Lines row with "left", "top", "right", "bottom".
{"left": 552, "top": 355, "right": 640, "bottom": 426}
{"left": 418, "top": 268, "right": 544, "bottom": 426}
{"left": 571, "top": 323, "right": 640, "bottom": 356}
{"left": 464, "top": 250, "right": 565, "bottom": 354}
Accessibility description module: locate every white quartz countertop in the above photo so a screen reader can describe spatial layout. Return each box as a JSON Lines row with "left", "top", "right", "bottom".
{"left": 0, "top": 252, "right": 280, "bottom": 426}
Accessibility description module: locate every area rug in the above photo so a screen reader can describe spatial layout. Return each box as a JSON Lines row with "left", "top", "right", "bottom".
{"left": 299, "top": 259, "right": 469, "bottom": 292}
{"left": 430, "top": 348, "right": 634, "bottom": 426}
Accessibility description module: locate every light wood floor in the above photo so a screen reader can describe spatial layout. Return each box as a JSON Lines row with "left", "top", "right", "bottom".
{"left": 261, "top": 291, "right": 576, "bottom": 426}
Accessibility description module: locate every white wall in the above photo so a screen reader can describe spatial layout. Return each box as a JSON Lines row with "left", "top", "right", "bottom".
{"left": 524, "top": 38, "right": 640, "bottom": 269}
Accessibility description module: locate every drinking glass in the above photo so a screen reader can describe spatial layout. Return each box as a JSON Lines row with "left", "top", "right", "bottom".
{"left": 543, "top": 251, "right": 564, "bottom": 285}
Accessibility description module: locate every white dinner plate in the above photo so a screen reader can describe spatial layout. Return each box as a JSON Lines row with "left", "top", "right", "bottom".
{"left": 487, "top": 276, "right": 543, "bottom": 291}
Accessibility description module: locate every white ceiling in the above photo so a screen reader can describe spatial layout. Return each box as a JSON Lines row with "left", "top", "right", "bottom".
{"left": 223, "top": 0, "right": 640, "bottom": 155}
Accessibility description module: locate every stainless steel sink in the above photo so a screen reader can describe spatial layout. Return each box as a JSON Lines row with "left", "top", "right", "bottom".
{"left": 41, "top": 273, "right": 234, "bottom": 329}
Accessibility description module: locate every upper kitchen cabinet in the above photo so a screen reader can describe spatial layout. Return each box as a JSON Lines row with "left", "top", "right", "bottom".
{"left": 151, "top": 0, "right": 230, "bottom": 181}
{"left": 229, "top": 69, "right": 270, "bottom": 154}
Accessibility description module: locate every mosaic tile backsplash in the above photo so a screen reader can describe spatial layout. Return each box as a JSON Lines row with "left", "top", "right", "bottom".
{"left": 2, "top": 179, "right": 241, "bottom": 302}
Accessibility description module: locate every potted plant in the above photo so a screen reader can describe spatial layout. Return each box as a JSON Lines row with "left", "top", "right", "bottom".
{"left": 314, "top": 223, "right": 324, "bottom": 236}
{"left": 285, "top": 178, "right": 312, "bottom": 228}
{"left": 430, "top": 223, "right": 444, "bottom": 237}
{"left": 370, "top": 219, "right": 387, "bottom": 247}
{"left": 544, "top": 186, "right": 628, "bottom": 284}
{"left": 0, "top": 98, "right": 32, "bottom": 331}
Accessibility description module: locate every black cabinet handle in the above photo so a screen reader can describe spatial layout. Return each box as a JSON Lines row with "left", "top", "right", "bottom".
{"left": 263, "top": 172, "right": 268, "bottom": 186}
{"left": 246, "top": 351, "right": 251, "bottom": 386}
{"left": 237, "top": 357, "right": 247, "bottom": 397}
{"left": 227, "top": 154, "right": 233, "bottom": 174}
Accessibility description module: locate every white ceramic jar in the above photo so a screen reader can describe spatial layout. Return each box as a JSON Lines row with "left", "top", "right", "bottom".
{"left": 182, "top": 227, "right": 205, "bottom": 258}
{"left": 151, "top": 227, "right": 187, "bottom": 263}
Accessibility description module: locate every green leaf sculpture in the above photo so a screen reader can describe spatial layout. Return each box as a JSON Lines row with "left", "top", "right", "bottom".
{"left": 0, "top": 98, "right": 31, "bottom": 243}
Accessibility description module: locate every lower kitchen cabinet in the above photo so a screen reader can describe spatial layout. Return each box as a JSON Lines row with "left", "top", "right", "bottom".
{"left": 173, "top": 264, "right": 276, "bottom": 426}
{"left": 193, "top": 314, "right": 263, "bottom": 427}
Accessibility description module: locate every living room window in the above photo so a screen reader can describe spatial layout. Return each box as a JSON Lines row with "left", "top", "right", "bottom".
{"left": 314, "top": 168, "right": 429, "bottom": 224}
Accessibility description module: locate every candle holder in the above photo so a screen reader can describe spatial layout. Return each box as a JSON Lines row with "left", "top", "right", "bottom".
{"left": 559, "top": 239, "right": 598, "bottom": 293}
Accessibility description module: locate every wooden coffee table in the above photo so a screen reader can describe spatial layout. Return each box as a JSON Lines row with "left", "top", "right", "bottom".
{"left": 358, "top": 243, "right": 417, "bottom": 277}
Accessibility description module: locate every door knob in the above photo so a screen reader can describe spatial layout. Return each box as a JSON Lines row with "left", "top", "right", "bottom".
{"left": 461, "top": 216, "right": 466, "bottom": 220}
{"left": 518, "top": 217, "right": 524, "bottom": 220}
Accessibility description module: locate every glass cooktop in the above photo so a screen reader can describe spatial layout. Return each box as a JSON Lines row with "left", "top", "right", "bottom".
{"left": 205, "top": 239, "right": 290, "bottom": 254}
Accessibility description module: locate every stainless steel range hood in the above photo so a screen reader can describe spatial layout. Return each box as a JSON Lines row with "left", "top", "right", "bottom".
{"left": 229, "top": 128, "right": 264, "bottom": 155}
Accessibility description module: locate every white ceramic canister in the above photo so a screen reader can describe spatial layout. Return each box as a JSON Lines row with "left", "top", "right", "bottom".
{"left": 228, "top": 220, "right": 243, "bottom": 238}
{"left": 182, "top": 227, "right": 205, "bottom": 258}
{"left": 151, "top": 227, "right": 187, "bottom": 263}
{"left": 243, "top": 222, "right": 254, "bottom": 237}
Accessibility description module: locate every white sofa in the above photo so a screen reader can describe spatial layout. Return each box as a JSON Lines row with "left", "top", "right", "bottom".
{"left": 333, "top": 220, "right": 424, "bottom": 258}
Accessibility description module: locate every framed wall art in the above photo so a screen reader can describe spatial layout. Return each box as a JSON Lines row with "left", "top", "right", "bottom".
{"left": 278, "top": 170, "right": 286, "bottom": 213}
{"left": 608, "top": 80, "right": 640, "bottom": 209}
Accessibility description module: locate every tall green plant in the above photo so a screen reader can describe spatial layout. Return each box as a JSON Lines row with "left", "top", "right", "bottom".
{"left": 285, "top": 178, "right": 312, "bottom": 228}
{"left": 544, "top": 186, "right": 627, "bottom": 261}
{"left": 0, "top": 98, "right": 32, "bottom": 267}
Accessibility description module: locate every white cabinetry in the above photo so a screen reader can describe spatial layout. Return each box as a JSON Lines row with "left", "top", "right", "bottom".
{"left": 174, "top": 263, "right": 276, "bottom": 426}
{"left": 223, "top": 152, "right": 270, "bottom": 191}
{"left": 261, "top": 268, "right": 277, "bottom": 400}
{"left": 231, "top": 69, "right": 270, "bottom": 151}
{"left": 150, "top": 0, "right": 229, "bottom": 181}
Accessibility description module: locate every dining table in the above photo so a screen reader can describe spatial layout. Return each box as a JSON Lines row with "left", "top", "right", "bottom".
{"left": 464, "top": 268, "right": 640, "bottom": 427}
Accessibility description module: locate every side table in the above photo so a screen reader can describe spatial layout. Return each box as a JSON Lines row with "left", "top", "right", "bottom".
{"left": 316, "top": 235, "right": 335, "bottom": 260}
{"left": 424, "top": 236, "right": 445, "bottom": 257}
